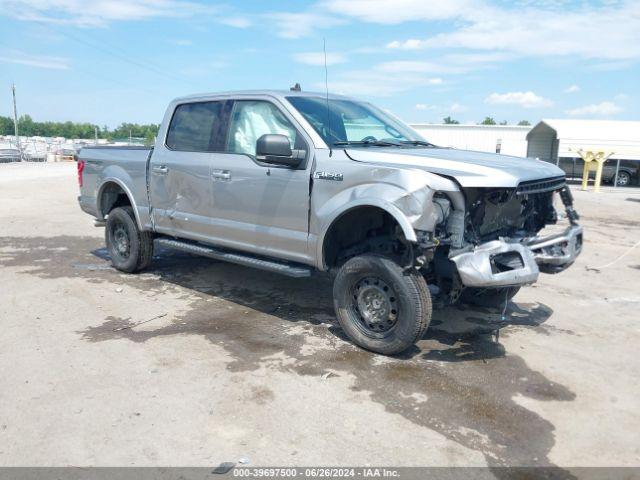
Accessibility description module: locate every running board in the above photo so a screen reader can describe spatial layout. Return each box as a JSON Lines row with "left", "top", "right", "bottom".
{"left": 156, "top": 238, "right": 312, "bottom": 278}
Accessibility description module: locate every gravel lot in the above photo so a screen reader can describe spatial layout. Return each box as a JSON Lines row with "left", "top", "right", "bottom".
{"left": 1, "top": 162, "right": 639, "bottom": 473}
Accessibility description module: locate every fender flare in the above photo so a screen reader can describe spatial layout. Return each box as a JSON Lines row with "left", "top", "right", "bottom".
{"left": 96, "top": 177, "right": 143, "bottom": 229}
{"left": 316, "top": 198, "right": 417, "bottom": 270}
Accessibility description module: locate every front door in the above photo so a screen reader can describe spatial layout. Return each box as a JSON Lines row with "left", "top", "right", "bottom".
{"left": 207, "top": 99, "right": 313, "bottom": 263}
{"left": 149, "top": 100, "right": 226, "bottom": 241}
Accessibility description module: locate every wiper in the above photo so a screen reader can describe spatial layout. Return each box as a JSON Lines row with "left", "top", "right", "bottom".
{"left": 333, "top": 140, "right": 401, "bottom": 147}
{"left": 399, "top": 140, "right": 438, "bottom": 147}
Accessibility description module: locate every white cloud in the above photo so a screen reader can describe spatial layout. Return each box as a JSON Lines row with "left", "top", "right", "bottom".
{"left": 378, "top": 60, "right": 463, "bottom": 75}
{"left": 319, "top": 68, "right": 443, "bottom": 97}
{"left": 293, "top": 52, "right": 346, "bottom": 66}
{"left": 414, "top": 102, "right": 466, "bottom": 113}
{"left": 450, "top": 103, "right": 467, "bottom": 113}
{"left": 0, "top": 0, "right": 229, "bottom": 27}
{"left": 320, "top": 59, "right": 445, "bottom": 96}
{"left": 379, "top": 1, "right": 640, "bottom": 61}
{"left": 443, "top": 52, "right": 513, "bottom": 64}
{"left": 565, "top": 101, "right": 622, "bottom": 116}
{"left": 565, "top": 84, "right": 580, "bottom": 93}
{"left": 587, "top": 60, "right": 634, "bottom": 71}
{"left": 387, "top": 39, "right": 425, "bottom": 50}
{"left": 323, "top": 0, "right": 480, "bottom": 24}
{"left": 485, "top": 91, "right": 553, "bottom": 108}
{"left": 0, "top": 52, "right": 70, "bottom": 69}
{"left": 219, "top": 16, "right": 251, "bottom": 28}
{"left": 266, "top": 12, "right": 345, "bottom": 38}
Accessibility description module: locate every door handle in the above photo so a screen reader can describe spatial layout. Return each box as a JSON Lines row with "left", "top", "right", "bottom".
{"left": 211, "top": 169, "right": 231, "bottom": 180}
{"left": 152, "top": 165, "right": 168, "bottom": 174}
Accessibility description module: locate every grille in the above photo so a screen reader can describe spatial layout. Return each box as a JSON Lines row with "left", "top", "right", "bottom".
{"left": 516, "top": 176, "right": 566, "bottom": 196}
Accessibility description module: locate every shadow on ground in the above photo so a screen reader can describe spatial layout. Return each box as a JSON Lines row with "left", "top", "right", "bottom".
{"left": 0, "top": 235, "right": 576, "bottom": 477}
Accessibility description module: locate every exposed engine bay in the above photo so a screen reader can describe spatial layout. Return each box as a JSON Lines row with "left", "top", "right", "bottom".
{"left": 419, "top": 176, "right": 583, "bottom": 304}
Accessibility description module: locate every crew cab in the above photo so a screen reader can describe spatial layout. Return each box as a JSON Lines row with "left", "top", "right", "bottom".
{"left": 78, "top": 90, "right": 583, "bottom": 355}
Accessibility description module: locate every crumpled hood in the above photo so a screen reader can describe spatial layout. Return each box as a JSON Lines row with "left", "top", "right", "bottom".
{"left": 344, "top": 147, "right": 564, "bottom": 188}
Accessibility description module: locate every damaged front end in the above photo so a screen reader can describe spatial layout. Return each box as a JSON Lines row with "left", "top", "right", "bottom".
{"left": 419, "top": 176, "right": 583, "bottom": 298}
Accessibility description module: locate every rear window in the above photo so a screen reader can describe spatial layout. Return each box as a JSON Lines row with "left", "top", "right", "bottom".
{"left": 166, "top": 101, "right": 223, "bottom": 152}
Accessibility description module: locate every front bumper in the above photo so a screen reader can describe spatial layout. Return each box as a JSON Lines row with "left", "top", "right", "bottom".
{"left": 527, "top": 225, "right": 583, "bottom": 273}
{"left": 450, "top": 225, "right": 583, "bottom": 287}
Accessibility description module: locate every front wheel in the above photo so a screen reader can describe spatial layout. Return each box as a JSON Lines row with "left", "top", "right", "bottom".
{"left": 105, "top": 206, "right": 154, "bottom": 273}
{"left": 333, "top": 254, "right": 432, "bottom": 355}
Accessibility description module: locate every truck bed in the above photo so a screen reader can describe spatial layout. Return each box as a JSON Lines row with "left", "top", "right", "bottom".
{"left": 78, "top": 145, "right": 153, "bottom": 224}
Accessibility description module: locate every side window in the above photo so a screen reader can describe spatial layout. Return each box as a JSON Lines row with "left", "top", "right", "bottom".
{"left": 226, "top": 100, "right": 297, "bottom": 156}
{"left": 166, "top": 101, "right": 223, "bottom": 152}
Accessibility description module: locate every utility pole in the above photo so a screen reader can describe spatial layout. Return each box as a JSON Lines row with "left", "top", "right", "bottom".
{"left": 95, "top": 126, "right": 98, "bottom": 145}
{"left": 129, "top": 129, "right": 132, "bottom": 145}
{"left": 12, "top": 83, "right": 21, "bottom": 155}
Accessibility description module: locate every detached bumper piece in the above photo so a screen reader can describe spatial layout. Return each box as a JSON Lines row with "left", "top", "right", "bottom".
{"left": 450, "top": 225, "right": 583, "bottom": 287}
{"left": 450, "top": 241, "right": 540, "bottom": 288}
{"left": 527, "top": 225, "right": 583, "bottom": 273}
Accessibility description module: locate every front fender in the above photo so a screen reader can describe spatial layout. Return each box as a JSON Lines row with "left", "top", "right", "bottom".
{"left": 313, "top": 171, "right": 459, "bottom": 269}
{"left": 315, "top": 193, "right": 418, "bottom": 271}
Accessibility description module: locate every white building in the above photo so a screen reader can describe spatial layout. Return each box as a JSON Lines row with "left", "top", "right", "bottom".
{"left": 409, "top": 120, "right": 640, "bottom": 164}
{"left": 410, "top": 124, "right": 531, "bottom": 157}
{"left": 526, "top": 119, "right": 640, "bottom": 162}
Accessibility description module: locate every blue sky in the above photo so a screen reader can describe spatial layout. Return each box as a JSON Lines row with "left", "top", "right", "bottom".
{"left": 0, "top": 0, "right": 638, "bottom": 127}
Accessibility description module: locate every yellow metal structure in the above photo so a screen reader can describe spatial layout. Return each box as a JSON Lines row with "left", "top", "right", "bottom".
{"left": 574, "top": 149, "right": 613, "bottom": 192}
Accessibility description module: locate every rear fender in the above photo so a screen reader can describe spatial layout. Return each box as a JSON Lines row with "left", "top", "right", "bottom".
{"left": 96, "top": 173, "right": 142, "bottom": 229}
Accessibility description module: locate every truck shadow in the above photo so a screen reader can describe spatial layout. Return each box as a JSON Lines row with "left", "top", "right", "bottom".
{"left": 92, "top": 244, "right": 555, "bottom": 360}
{"left": 0, "top": 235, "right": 575, "bottom": 476}
{"left": 91, "top": 246, "right": 573, "bottom": 476}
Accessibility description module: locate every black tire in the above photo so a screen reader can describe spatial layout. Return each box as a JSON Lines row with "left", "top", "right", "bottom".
{"left": 333, "top": 254, "right": 432, "bottom": 355}
{"left": 105, "top": 206, "right": 154, "bottom": 273}
{"left": 459, "top": 286, "right": 520, "bottom": 308}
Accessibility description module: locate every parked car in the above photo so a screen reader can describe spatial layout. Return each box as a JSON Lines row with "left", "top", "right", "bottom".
{"left": 55, "top": 148, "right": 77, "bottom": 162}
{"left": 558, "top": 157, "right": 638, "bottom": 186}
{"left": 0, "top": 148, "right": 21, "bottom": 163}
{"left": 77, "top": 90, "right": 582, "bottom": 355}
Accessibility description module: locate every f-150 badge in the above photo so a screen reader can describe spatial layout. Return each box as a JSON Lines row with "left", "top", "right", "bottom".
{"left": 313, "top": 171, "right": 343, "bottom": 181}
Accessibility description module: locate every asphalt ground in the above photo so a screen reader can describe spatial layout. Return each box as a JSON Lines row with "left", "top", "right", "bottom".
{"left": 1, "top": 162, "right": 639, "bottom": 475}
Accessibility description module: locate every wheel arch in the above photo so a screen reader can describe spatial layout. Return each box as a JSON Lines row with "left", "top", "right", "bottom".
{"left": 317, "top": 200, "right": 417, "bottom": 271}
{"left": 97, "top": 178, "right": 142, "bottom": 229}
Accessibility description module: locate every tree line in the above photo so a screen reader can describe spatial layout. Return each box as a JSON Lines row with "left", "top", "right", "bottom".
{"left": 443, "top": 116, "right": 531, "bottom": 126}
{"left": 0, "top": 115, "right": 160, "bottom": 144}
{"left": 0, "top": 113, "right": 532, "bottom": 144}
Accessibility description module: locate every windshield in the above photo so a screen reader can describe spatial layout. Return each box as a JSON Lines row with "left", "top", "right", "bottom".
{"left": 286, "top": 96, "right": 423, "bottom": 147}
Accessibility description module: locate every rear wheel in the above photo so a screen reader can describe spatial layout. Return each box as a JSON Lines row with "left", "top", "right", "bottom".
{"left": 459, "top": 286, "right": 520, "bottom": 308}
{"left": 105, "top": 206, "right": 154, "bottom": 273}
{"left": 614, "top": 170, "right": 631, "bottom": 187}
{"left": 333, "top": 254, "right": 432, "bottom": 355}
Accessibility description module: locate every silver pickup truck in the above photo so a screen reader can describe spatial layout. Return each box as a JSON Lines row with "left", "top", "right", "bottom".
{"left": 78, "top": 90, "right": 582, "bottom": 355}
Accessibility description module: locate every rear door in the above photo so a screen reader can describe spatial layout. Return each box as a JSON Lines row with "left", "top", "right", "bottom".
{"left": 206, "top": 98, "right": 313, "bottom": 263}
{"left": 149, "top": 100, "right": 227, "bottom": 240}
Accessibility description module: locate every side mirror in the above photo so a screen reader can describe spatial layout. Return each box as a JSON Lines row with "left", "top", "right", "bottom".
{"left": 256, "top": 134, "right": 303, "bottom": 168}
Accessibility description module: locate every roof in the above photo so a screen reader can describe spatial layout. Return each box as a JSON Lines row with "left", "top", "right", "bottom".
{"left": 412, "top": 123, "right": 531, "bottom": 131}
{"left": 172, "top": 89, "right": 353, "bottom": 103}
